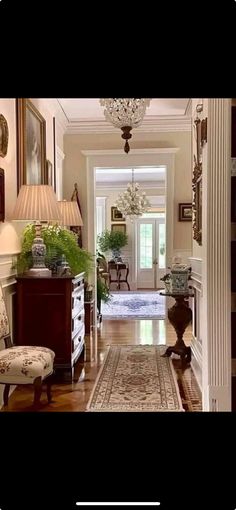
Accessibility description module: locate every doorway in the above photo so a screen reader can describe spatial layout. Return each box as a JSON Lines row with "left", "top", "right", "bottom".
{"left": 137, "top": 215, "right": 166, "bottom": 289}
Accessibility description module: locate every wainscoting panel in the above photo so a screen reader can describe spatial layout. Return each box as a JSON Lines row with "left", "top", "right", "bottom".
{"left": 189, "top": 257, "right": 202, "bottom": 390}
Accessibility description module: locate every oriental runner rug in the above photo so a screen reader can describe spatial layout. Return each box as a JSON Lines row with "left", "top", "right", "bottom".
{"left": 87, "top": 345, "right": 184, "bottom": 412}
{"left": 101, "top": 291, "right": 165, "bottom": 319}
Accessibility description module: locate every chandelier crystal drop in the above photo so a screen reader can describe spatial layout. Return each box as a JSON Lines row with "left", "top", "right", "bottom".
{"left": 100, "top": 98, "right": 151, "bottom": 153}
{"left": 115, "top": 169, "right": 151, "bottom": 222}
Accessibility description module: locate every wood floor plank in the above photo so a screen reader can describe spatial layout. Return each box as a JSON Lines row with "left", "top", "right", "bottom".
{"left": 1, "top": 319, "right": 202, "bottom": 412}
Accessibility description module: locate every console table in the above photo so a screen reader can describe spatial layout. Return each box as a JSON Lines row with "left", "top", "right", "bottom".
{"left": 160, "top": 290, "right": 194, "bottom": 365}
{"left": 108, "top": 262, "right": 130, "bottom": 290}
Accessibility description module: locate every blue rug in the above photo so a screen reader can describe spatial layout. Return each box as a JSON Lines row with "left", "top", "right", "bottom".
{"left": 101, "top": 291, "right": 166, "bottom": 319}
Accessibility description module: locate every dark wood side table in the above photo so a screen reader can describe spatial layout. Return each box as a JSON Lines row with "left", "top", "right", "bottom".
{"left": 108, "top": 262, "right": 130, "bottom": 290}
{"left": 160, "top": 290, "right": 194, "bottom": 365}
{"left": 15, "top": 273, "right": 85, "bottom": 382}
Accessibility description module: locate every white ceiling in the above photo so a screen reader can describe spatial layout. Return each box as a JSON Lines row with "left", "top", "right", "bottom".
{"left": 96, "top": 166, "right": 166, "bottom": 187}
{"left": 58, "top": 98, "right": 190, "bottom": 121}
{"left": 57, "top": 98, "right": 191, "bottom": 134}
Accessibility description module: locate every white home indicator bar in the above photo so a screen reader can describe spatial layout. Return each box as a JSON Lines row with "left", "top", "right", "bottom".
{"left": 76, "top": 504, "right": 161, "bottom": 507}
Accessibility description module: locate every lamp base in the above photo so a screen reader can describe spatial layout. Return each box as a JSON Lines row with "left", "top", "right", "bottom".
{"left": 26, "top": 267, "right": 52, "bottom": 278}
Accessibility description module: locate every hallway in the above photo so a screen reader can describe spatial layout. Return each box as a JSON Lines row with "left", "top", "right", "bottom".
{"left": 3, "top": 319, "right": 202, "bottom": 412}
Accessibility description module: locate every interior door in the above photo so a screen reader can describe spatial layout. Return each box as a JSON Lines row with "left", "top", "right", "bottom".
{"left": 137, "top": 218, "right": 166, "bottom": 289}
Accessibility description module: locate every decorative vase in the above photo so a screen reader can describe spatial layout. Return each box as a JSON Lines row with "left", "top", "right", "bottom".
{"left": 112, "top": 248, "right": 122, "bottom": 262}
{"left": 171, "top": 269, "right": 189, "bottom": 293}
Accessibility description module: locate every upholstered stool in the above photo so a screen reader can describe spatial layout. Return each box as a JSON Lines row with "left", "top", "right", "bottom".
{"left": 0, "top": 283, "right": 55, "bottom": 408}
{"left": 0, "top": 345, "right": 55, "bottom": 406}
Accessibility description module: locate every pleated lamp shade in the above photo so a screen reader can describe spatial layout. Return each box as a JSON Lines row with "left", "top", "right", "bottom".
{"left": 12, "top": 185, "right": 61, "bottom": 221}
{"left": 58, "top": 200, "right": 83, "bottom": 226}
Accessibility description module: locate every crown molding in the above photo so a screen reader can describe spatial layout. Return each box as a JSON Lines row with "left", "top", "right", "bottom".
{"left": 65, "top": 115, "right": 191, "bottom": 134}
{"left": 56, "top": 146, "right": 65, "bottom": 160}
{"left": 35, "top": 99, "right": 68, "bottom": 133}
{"left": 96, "top": 182, "right": 165, "bottom": 190}
{"left": 81, "top": 148, "right": 179, "bottom": 156}
{"left": 185, "top": 99, "right": 192, "bottom": 116}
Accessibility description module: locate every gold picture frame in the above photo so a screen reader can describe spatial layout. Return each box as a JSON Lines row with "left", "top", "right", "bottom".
{"left": 179, "top": 203, "right": 192, "bottom": 221}
{"left": 0, "top": 114, "right": 9, "bottom": 158}
{"left": 192, "top": 155, "right": 202, "bottom": 245}
{"left": 0, "top": 168, "right": 5, "bottom": 222}
{"left": 111, "top": 223, "right": 126, "bottom": 234}
{"left": 16, "top": 99, "right": 46, "bottom": 192}
{"left": 45, "top": 159, "right": 55, "bottom": 190}
{"left": 111, "top": 206, "right": 125, "bottom": 222}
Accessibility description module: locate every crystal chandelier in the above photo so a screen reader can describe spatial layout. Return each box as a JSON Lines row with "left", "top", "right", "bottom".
{"left": 100, "top": 98, "right": 151, "bottom": 153}
{"left": 115, "top": 169, "right": 151, "bottom": 222}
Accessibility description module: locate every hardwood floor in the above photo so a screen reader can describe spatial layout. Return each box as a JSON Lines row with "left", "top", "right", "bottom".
{"left": 1, "top": 319, "right": 202, "bottom": 412}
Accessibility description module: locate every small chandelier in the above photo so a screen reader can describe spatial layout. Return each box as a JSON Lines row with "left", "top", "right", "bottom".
{"left": 100, "top": 98, "right": 151, "bottom": 153}
{"left": 115, "top": 169, "right": 151, "bottom": 222}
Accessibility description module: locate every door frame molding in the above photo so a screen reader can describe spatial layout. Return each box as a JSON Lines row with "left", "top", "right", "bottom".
{"left": 83, "top": 148, "right": 179, "bottom": 304}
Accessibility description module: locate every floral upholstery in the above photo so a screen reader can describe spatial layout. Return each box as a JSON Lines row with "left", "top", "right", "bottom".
{"left": 0, "top": 283, "right": 55, "bottom": 387}
{"left": 0, "top": 294, "right": 10, "bottom": 339}
{"left": 0, "top": 346, "right": 55, "bottom": 384}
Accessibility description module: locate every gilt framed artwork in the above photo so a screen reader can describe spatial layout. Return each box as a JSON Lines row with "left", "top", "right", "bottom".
{"left": 178, "top": 203, "right": 192, "bottom": 221}
{"left": 111, "top": 206, "right": 125, "bottom": 222}
{"left": 0, "top": 168, "right": 5, "bottom": 222}
{"left": 0, "top": 114, "right": 9, "bottom": 158}
{"left": 16, "top": 99, "right": 46, "bottom": 192}
{"left": 45, "top": 159, "right": 55, "bottom": 190}
{"left": 111, "top": 224, "right": 126, "bottom": 234}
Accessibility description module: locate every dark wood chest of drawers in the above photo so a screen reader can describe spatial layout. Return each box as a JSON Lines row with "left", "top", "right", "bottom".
{"left": 15, "top": 273, "right": 85, "bottom": 380}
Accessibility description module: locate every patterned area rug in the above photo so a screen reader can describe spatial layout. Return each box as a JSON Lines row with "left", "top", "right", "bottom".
{"left": 101, "top": 291, "right": 166, "bottom": 319}
{"left": 87, "top": 345, "right": 184, "bottom": 412}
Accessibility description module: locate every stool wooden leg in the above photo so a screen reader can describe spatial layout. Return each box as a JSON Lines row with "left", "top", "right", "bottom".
{"left": 3, "top": 384, "right": 10, "bottom": 406}
{"left": 33, "top": 376, "right": 42, "bottom": 406}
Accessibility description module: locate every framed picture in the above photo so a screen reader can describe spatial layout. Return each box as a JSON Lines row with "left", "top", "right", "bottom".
{"left": 0, "top": 114, "right": 9, "bottom": 158}
{"left": 111, "top": 206, "right": 125, "bottom": 222}
{"left": 192, "top": 155, "right": 202, "bottom": 245}
{"left": 194, "top": 117, "right": 202, "bottom": 166}
{"left": 178, "top": 203, "right": 192, "bottom": 221}
{"left": 16, "top": 98, "right": 46, "bottom": 192}
{"left": 45, "top": 159, "right": 55, "bottom": 190}
{"left": 201, "top": 117, "right": 207, "bottom": 145}
{"left": 53, "top": 116, "right": 57, "bottom": 193}
{"left": 111, "top": 223, "right": 126, "bottom": 234}
{"left": 0, "top": 168, "right": 5, "bottom": 222}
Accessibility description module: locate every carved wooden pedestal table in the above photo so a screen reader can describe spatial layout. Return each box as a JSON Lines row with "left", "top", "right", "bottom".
{"left": 160, "top": 290, "right": 194, "bottom": 365}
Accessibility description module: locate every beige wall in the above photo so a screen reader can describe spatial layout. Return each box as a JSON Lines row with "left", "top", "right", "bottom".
{"left": 64, "top": 131, "right": 192, "bottom": 253}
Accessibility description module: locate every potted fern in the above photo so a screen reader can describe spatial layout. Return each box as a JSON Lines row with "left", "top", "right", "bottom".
{"left": 14, "top": 223, "right": 93, "bottom": 277}
{"left": 97, "top": 229, "right": 128, "bottom": 261}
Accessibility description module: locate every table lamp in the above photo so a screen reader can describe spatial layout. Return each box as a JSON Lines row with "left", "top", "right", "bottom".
{"left": 57, "top": 200, "right": 83, "bottom": 227}
{"left": 12, "top": 184, "right": 61, "bottom": 277}
{"left": 56, "top": 200, "right": 83, "bottom": 275}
